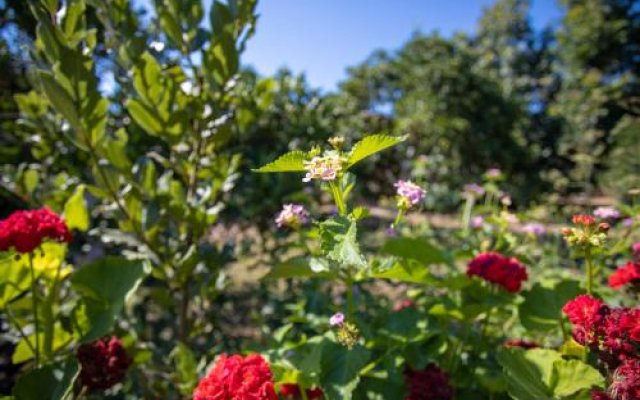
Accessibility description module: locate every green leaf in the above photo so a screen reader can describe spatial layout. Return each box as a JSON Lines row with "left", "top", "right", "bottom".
{"left": 12, "top": 325, "right": 72, "bottom": 364}
{"left": 64, "top": 185, "right": 89, "bottom": 231}
{"left": 13, "top": 359, "right": 78, "bottom": 400}
{"left": 497, "top": 348, "right": 558, "bottom": 400}
{"left": 320, "top": 342, "right": 371, "bottom": 400}
{"left": 346, "top": 134, "right": 406, "bottom": 168}
{"left": 37, "top": 70, "right": 82, "bottom": 131}
{"left": 0, "top": 253, "right": 31, "bottom": 307}
{"left": 70, "top": 256, "right": 147, "bottom": 342}
{"left": 498, "top": 348, "right": 604, "bottom": 400}
{"left": 253, "top": 151, "right": 307, "bottom": 173}
{"left": 518, "top": 280, "right": 581, "bottom": 333}
{"left": 319, "top": 217, "right": 366, "bottom": 268}
{"left": 369, "top": 259, "right": 431, "bottom": 284}
{"left": 126, "top": 99, "right": 164, "bottom": 136}
{"left": 551, "top": 359, "right": 604, "bottom": 398}
{"left": 381, "top": 237, "right": 450, "bottom": 266}
{"left": 159, "top": 10, "right": 183, "bottom": 48}
{"left": 171, "top": 342, "right": 198, "bottom": 395}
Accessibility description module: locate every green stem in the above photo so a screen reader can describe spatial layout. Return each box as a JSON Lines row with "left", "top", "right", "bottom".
{"left": 28, "top": 253, "right": 40, "bottom": 368}
{"left": 462, "top": 196, "right": 474, "bottom": 231}
{"left": 346, "top": 277, "right": 355, "bottom": 319}
{"left": 300, "top": 384, "right": 309, "bottom": 400}
{"left": 392, "top": 208, "right": 405, "bottom": 229}
{"left": 585, "top": 247, "right": 593, "bottom": 295}
{"left": 329, "top": 181, "right": 346, "bottom": 216}
{"left": 559, "top": 317, "right": 568, "bottom": 343}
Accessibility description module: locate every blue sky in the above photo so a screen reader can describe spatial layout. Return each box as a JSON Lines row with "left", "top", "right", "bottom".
{"left": 242, "top": 0, "right": 564, "bottom": 92}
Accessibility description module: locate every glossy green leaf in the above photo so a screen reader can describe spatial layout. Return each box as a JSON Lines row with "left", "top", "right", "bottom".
{"left": 71, "top": 256, "right": 147, "bottom": 342}
{"left": 498, "top": 348, "right": 604, "bottom": 400}
{"left": 347, "top": 134, "right": 406, "bottom": 167}
{"left": 518, "top": 280, "right": 581, "bottom": 333}
{"left": 13, "top": 359, "right": 77, "bottom": 400}
{"left": 37, "top": 70, "right": 82, "bottom": 130}
{"left": 159, "top": 10, "right": 183, "bottom": 48}
{"left": 253, "top": 151, "right": 307, "bottom": 173}
{"left": 126, "top": 99, "right": 164, "bottom": 136}
{"left": 64, "top": 185, "right": 89, "bottom": 231}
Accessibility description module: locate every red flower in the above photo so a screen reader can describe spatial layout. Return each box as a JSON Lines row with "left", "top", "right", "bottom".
{"left": 0, "top": 208, "right": 72, "bottom": 253}
{"left": 632, "top": 242, "right": 640, "bottom": 260}
{"left": 393, "top": 299, "right": 416, "bottom": 312}
{"left": 601, "top": 308, "right": 640, "bottom": 363}
{"left": 591, "top": 389, "right": 613, "bottom": 400}
{"left": 467, "top": 252, "right": 528, "bottom": 293}
{"left": 193, "top": 354, "right": 277, "bottom": 400}
{"left": 562, "top": 295, "right": 608, "bottom": 346}
{"left": 611, "top": 358, "right": 640, "bottom": 400}
{"left": 280, "top": 383, "right": 324, "bottom": 399}
{"left": 404, "top": 363, "right": 454, "bottom": 400}
{"left": 608, "top": 262, "right": 640, "bottom": 289}
{"left": 572, "top": 214, "right": 596, "bottom": 226}
{"left": 77, "top": 336, "right": 131, "bottom": 391}
{"left": 503, "top": 338, "right": 538, "bottom": 349}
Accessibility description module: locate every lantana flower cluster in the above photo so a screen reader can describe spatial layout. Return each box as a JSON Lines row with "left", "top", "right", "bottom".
{"left": 467, "top": 252, "right": 528, "bottom": 293}
{"left": 275, "top": 204, "right": 309, "bottom": 230}
{"left": 563, "top": 295, "right": 640, "bottom": 399}
{"left": 0, "top": 208, "right": 72, "bottom": 253}
{"left": 77, "top": 336, "right": 132, "bottom": 391}
{"left": 302, "top": 152, "right": 345, "bottom": 183}
{"left": 394, "top": 180, "right": 426, "bottom": 210}
{"left": 329, "top": 312, "right": 360, "bottom": 349}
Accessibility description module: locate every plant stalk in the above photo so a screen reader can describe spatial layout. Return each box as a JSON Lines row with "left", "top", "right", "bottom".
{"left": 28, "top": 253, "right": 40, "bottom": 368}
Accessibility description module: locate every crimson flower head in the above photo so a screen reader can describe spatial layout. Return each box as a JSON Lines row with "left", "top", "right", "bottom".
{"left": 0, "top": 208, "right": 72, "bottom": 253}
{"left": 404, "top": 363, "right": 454, "bottom": 400}
{"left": 608, "top": 261, "right": 640, "bottom": 289}
{"left": 601, "top": 308, "right": 640, "bottom": 363}
{"left": 466, "top": 252, "right": 528, "bottom": 293}
{"left": 77, "top": 336, "right": 131, "bottom": 392}
{"left": 193, "top": 354, "right": 277, "bottom": 400}
{"left": 279, "top": 383, "right": 324, "bottom": 399}
{"left": 572, "top": 214, "right": 597, "bottom": 226}
{"left": 611, "top": 358, "right": 640, "bottom": 400}
{"left": 591, "top": 389, "right": 613, "bottom": 400}
{"left": 562, "top": 295, "right": 609, "bottom": 346}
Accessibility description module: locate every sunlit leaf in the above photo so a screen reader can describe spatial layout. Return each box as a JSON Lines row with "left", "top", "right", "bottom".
{"left": 253, "top": 151, "right": 307, "bottom": 173}
{"left": 347, "top": 134, "right": 406, "bottom": 168}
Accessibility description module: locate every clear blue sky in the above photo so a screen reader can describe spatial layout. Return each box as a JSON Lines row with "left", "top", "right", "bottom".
{"left": 242, "top": 0, "right": 564, "bottom": 92}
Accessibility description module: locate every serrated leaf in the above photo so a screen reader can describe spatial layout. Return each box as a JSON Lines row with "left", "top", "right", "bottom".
{"left": 347, "top": 134, "right": 406, "bottom": 167}
{"left": 253, "top": 151, "right": 307, "bottom": 173}
{"left": 319, "top": 217, "right": 366, "bottom": 268}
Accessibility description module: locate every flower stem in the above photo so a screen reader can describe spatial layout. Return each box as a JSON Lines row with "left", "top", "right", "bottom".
{"left": 346, "top": 277, "right": 355, "bottom": 319}
{"left": 329, "top": 181, "right": 346, "bottom": 216}
{"left": 585, "top": 247, "right": 593, "bottom": 295}
{"left": 28, "top": 253, "right": 40, "bottom": 368}
{"left": 392, "top": 208, "right": 405, "bottom": 228}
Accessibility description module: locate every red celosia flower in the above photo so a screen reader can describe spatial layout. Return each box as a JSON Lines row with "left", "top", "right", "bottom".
{"left": 503, "top": 338, "right": 538, "bottom": 349}
{"left": 280, "top": 383, "right": 324, "bottom": 399}
{"left": 591, "top": 389, "right": 613, "bottom": 400}
{"left": 193, "top": 354, "right": 277, "bottom": 400}
{"left": 572, "top": 214, "right": 596, "bottom": 226}
{"left": 393, "top": 299, "right": 416, "bottom": 312}
{"left": 601, "top": 308, "right": 640, "bottom": 363}
{"left": 77, "top": 336, "right": 131, "bottom": 391}
{"left": 562, "top": 295, "right": 609, "bottom": 346}
{"left": 466, "top": 252, "right": 528, "bottom": 293}
{"left": 404, "top": 363, "right": 454, "bottom": 400}
{"left": 608, "top": 261, "right": 640, "bottom": 289}
{"left": 0, "top": 208, "right": 72, "bottom": 253}
{"left": 611, "top": 358, "right": 640, "bottom": 400}
{"left": 632, "top": 243, "right": 640, "bottom": 260}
